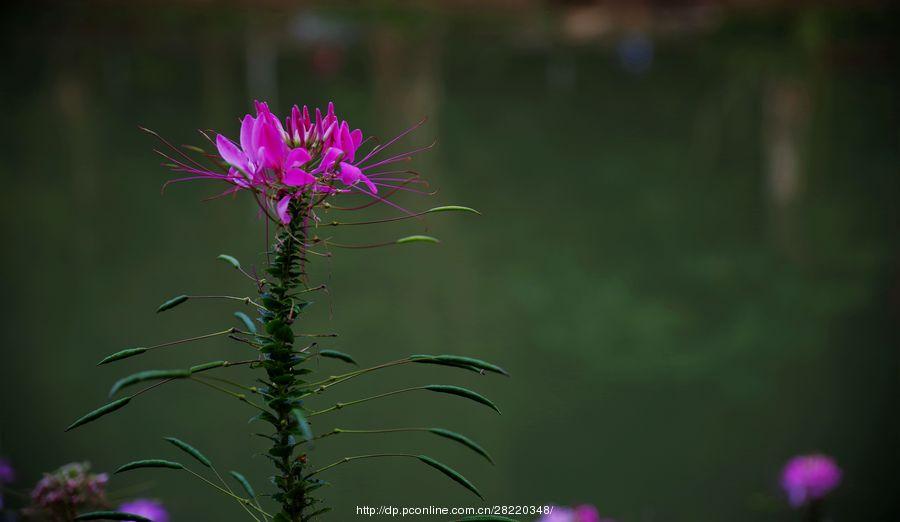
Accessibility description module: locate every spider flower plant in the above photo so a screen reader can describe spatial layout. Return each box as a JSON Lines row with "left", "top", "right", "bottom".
{"left": 65, "top": 100, "right": 506, "bottom": 522}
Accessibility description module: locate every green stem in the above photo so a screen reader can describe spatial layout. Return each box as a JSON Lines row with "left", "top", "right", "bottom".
{"left": 307, "top": 454, "right": 418, "bottom": 477}
{"left": 145, "top": 329, "right": 235, "bottom": 352}
{"left": 260, "top": 198, "right": 319, "bottom": 521}
{"left": 210, "top": 465, "right": 265, "bottom": 522}
{"left": 303, "top": 358, "right": 412, "bottom": 392}
{"left": 184, "top": 468, "right": 270, "bottom": 518}
{"left": 190, "top": 377, "right": 270, "bottom": 413}
{"left": 309, "top": 427, "right": 428, "bottom": 443}
{"left": 202, "top": 376, "right": 272, "bottom": 398}
{"left": 307, "top": 386, "right": 425, "bottom": 417}
{"left": 188, "top": 295, "right": 270, "bottom": 312}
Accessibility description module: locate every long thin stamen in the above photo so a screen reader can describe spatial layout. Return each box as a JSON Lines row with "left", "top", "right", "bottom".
{"left": 355, "top": 117, "right": 427, "bottom": 166}
{"left": 361, "top": 140, "right": 436, "bottom": 171}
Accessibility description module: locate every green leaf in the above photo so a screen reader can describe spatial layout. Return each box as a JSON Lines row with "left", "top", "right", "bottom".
{"left": 108, "top": 369, "right": 190, "bottom": 397}
{"left": 433, "top": 355, "right": 508, "bottom": 376}
{"left": 97, "top": 347, "right": 147, "bottom": 366}
{"left": 429, "top": 428, "right": 494, "bottom": 464}
{"left": 65, "top": 397, "right": 131, "bottom": 432}
{"left": 454, "top": 515, "right": 519, "bottom": 522}
{"left": 396, "top": 235, "right": 440, "bottom": 245}
{"left": 74, "top": 511, "right": 150, "bottom": 521}
{"left": 156, "top": 295, "right": 188, "bottom": 313}
{"left": 165, "top": 437, "right": 212, "bottom": 468}
{"left": 416, "top": 455, "right": 483, "bottom": 500}
{"left": 217, "top": 254, "right": 242, "bottom": 270}
{"left": 189, "top": 361, "right": 227, "bottom": 373}
{"left": 424, "top": 385, "right": 501, "bottom": 414}
{"left": 229, "top": 470, "right": 256, "bottom": 498}
{"left": 426, "top": 205, "right": 482, "bottom": 215}
{"left": 291, "top": 409, "right": 313, "bottom": 442}
{"left": 411, "top": 354, "right": 509, "bottom": 376}
{"left": 319, "top": 349, "right": 357, "bottom": 365}
{"left": 234, "top": 311, "right": 257, "bottom": 334}
{"left": 115, "top": 459, "right": 184, "bottom": 474}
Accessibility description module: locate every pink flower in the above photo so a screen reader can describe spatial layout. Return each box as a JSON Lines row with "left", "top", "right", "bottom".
{"left": 538, "top": 504, "right": 612, "bottom": 522}
{"left": 119, "top": 498, "right": 169, "bottom": 522}
{"left": 0, "top": 458, "right": 14, "bottom": 484}
{"left": 157, "top": 99, "right": 431, "bottom": 224}
{"left": 780, "top": 454, "right": 842, "bottom": 507}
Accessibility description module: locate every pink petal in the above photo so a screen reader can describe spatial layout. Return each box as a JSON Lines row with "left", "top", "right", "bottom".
{"left": 339, "top": 161, "right": 362, "bottom": 185}
{"left": 286, "top": 147, "right": 311, "bottom": 169}
{"left": 216, "top": 134, "right": 250, "bottom": 173}
{"left": 276, "top": 195, "right": 293, "bottom": 224}
{"left": 227, "top": 167, "right": 252, "bottom": 188}
{"left": 240, "top": 114, "right": 255, "bottom": 155}
{"left": 283, "top": 167, "right": 315, "bottom": 187}
{"left": 360, "top": 173, "right": 377, "bottom": 194}
{"left": 313, "top": 184, "right": 338, "bottom": 193}
{"left": 258, "top": 123, "right": 287, "bottom": 169}
{"left": 314, "top": 147, "right": 344, "bottom": 174}
{"left": 339, "top": 121, "right": 356, "bottom": 162}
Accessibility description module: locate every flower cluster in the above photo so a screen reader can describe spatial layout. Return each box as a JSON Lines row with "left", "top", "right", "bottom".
{"left": 119, "top": 498, "right": 169, "bottom": 522}
{"left": 166, "top": 100, "right": 427, "bottom": 225}
{"left": 28, "top": 462, "right": 108, "bottom": 519}
{"left": 780, "top": 454, "right": 842, "bottom": 507}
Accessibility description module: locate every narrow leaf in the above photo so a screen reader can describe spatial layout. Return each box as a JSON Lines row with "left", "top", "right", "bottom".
{"left": 410, "top": 355, "right": 487, "bottom": 374}
{"left": 65, "top": 397, "right": 131, "bottom": 432}
{"left": 426, "top": 205, "right": 481, "bottom": 215}
{"left": 429, "top": 428, "right": 494, "bottom": 464}
{"left": 416, "top": 455, "right": 483, "bottom": 500}
{"left": 190, "top": 361, "right": 227, "bottom": 373}
{"left": 234, "top": 311, "right": 257, "bottom": 334}
{"left": 115, "top": 459, "right": 184, "bottom": 474}
{"left": 109, "top": 369, "right": 190, "bottom": 397}
{"left": 319, "top": 349, "right": 357, "bottom": 365}
{"left": 97, "top": 347, "right": 147, "bottom": 366}
{"left": 413, "top": 355, "right": 509, "bottom": 376}
{"left": 229, "top": 470, "right": 256, "bottom": 498}
{"left": 217, "top": 254, "right": 242, "bottom": 270}
{"left": 74, "top": 511, "right": 150, "bottom": 521}
{"left": 424, "top": 385, "right": 501, "bottom": 414}
{"left": 291, "top": 409, "right": 313, "bottom": 442}
{"left": 165, "top": 437, "right": 212, "bottom": 468}
{"left": 396, "top": 235, "right": 440, "bottom": 245}
{"left": 156, "top": 295, "right": 188, "bottom": 313}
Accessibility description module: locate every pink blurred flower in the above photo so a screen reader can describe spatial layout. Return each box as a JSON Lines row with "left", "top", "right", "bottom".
{"left": 28, "top": 462, "right": 108, "bottom": 518}
{"left": 780, "top": 454, "right": 842, "bottom": 507}
{"left": 538, "top": 504, "right": 614, "bottom": 522}
{"left": 119, "top": 498, "right": 169, "bottom": 522}
{"left": 0, "top": 458, "right": 14, "bottom": 484}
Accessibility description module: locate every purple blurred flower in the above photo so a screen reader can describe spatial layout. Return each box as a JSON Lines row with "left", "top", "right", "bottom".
{"left": 0, "top": 457, "right": 12, "bottom": 509}
{"left": 119, "top": 498, "right": 169, "bottom": 522}
{"left": 538, "top": 504, "right": 614, "bottom": 522}
{"left": 781, "top": 454, "right": 842, "bottom": 507}
{"left": 0, "top": 458, "right": 14, "bottom": 484}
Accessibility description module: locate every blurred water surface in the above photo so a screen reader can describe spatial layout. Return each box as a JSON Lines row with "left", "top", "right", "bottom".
{"left": 1, "top": 2, "right": 898, "bottom": 521}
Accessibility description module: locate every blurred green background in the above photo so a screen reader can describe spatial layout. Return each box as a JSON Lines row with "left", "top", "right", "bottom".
{"left": 1, "top": 1, "right": 898, "bottom": 521}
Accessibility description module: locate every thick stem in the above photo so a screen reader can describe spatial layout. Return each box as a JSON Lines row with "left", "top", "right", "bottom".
{"left": 260, "top": 197, "right": 316, "bottom": 521}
